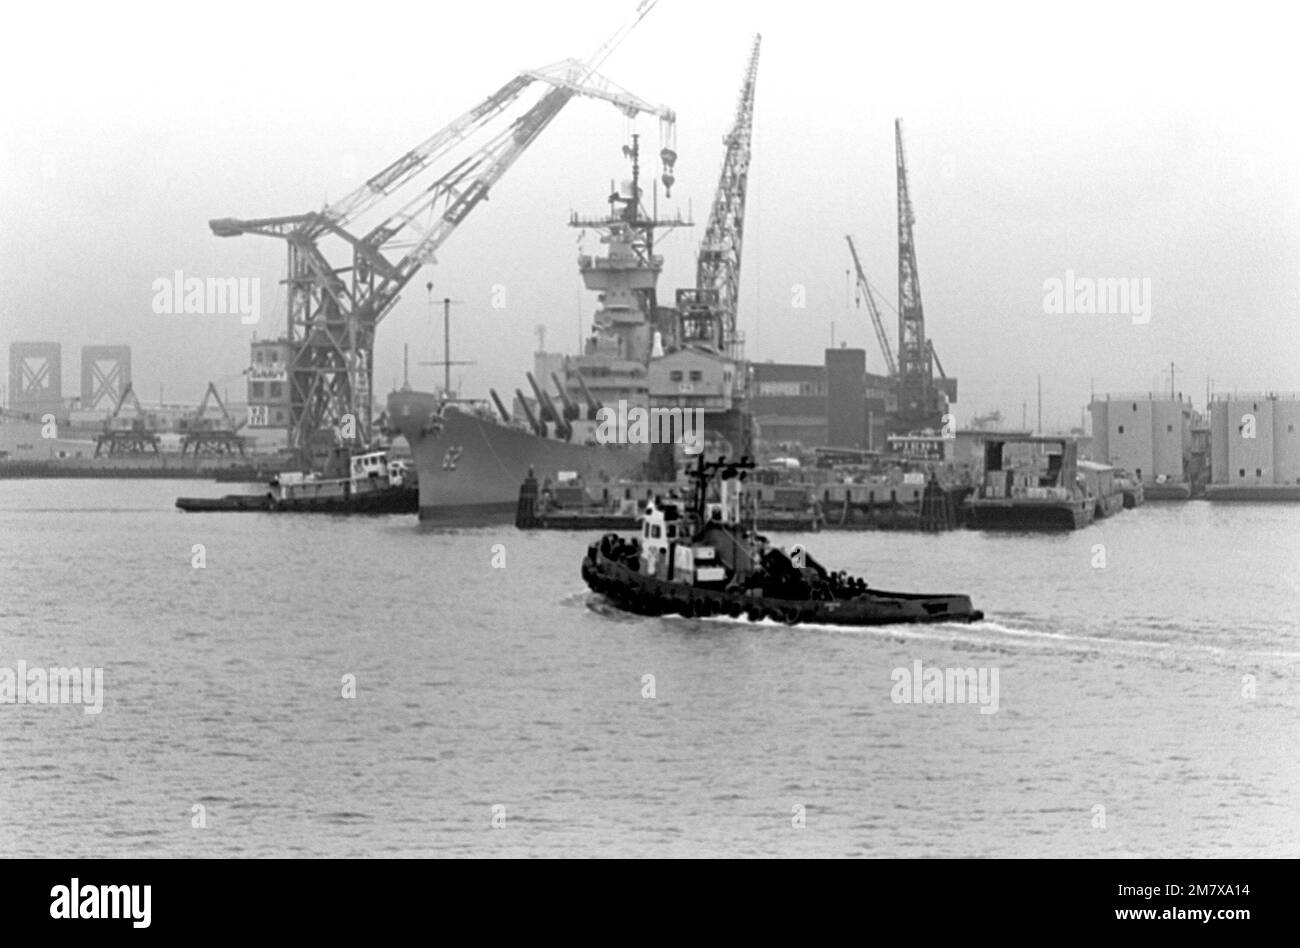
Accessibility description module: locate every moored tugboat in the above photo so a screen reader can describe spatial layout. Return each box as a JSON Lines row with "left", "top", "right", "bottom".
{"left": 176, "top": 449, "right": 416, "bottom": 514}
{"left": 582, "top": 456, "right": 984, "bottom": 627}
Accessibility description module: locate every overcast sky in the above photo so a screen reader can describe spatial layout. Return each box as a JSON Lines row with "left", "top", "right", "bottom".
{"left": 2, "top": 0, "right": 1297, "bottom": 430}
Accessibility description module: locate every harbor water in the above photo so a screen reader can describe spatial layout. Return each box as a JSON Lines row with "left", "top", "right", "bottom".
{"left": 1, "top": 479, "right": 1297, "bottom": 857}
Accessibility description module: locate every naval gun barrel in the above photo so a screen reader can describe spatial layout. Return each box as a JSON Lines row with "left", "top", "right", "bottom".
{"left": 489, "top": 389, "right": 512, "bottom": 423}
{"left": 515, "top": 388, "right": 545, "bottom": 437}
{"left": 574, "top": 373, "right": 603, "bottom": 419}
{"left": 551, "top": 373, "right": 580, "bottom": 421}
{"left": 527, "top": 372, "right": 571, "bottom": 441}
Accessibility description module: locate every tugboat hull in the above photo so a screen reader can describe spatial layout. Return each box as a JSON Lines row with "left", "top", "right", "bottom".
{"left": 176, "top": 485, "right": 417, "bottom": 514}
{"left": 582, "top": 539, "right": 983, "bottom": 627}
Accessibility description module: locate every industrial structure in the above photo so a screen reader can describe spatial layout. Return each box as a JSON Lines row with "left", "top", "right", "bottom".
{"left": 893, "top": 119, "right": 939, "bottom": 431}
{"left": 750, "top": 350, "right": 897, "bottom": 450}
{"left": 6, "top": 342, "right": 138, "bottom": 425}
{"left": 179, "top": 382, "right": 246, "bottom": 456}
{"left": 1089, "top": 393, "right": 1195, "bottom": 497}
{"left": 745, "top": 119, "right": 963, "bottom": 458}
{"left": 94, "top": 382, "right": 160, "bottom": 456}
{"left": 1206, "top": 393, "right": 1300, "bottom": 499}
{"left": 838, "top": 121, "right": 958, "bottom": 443}
{"left": 244, "top": 337, "right": 292, "bottom": 441}
{"left": 8, "top": 342, "right": 63, "bottom": 420}
{"left": 211, "top": 1, "right": 678, "bottom": 466}
{"left": 80, "top": 345, "right": 132, "bottom": 413}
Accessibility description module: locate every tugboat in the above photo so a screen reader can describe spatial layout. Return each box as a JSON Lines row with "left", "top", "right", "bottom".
{"left": 176, "top": 449, "right": 416, "bottom": 514}
{"left": 582, "top": 456, "right": 984, "bottom": 626}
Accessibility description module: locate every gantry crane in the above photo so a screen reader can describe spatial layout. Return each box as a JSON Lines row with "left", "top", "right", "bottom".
{"left": 210, "top": 0, "right": 677, "bottom": 464}
{"left": 95, "top": 382, "right": 159, "bottom": 457}
{"left": 180, "top": 382, "right": 246, "bottom": 456}
{"left": 677, "top": 33, "right": 761, "bottom": 358}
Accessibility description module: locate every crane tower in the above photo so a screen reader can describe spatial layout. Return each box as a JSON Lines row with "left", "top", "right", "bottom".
{"left": 648, "top": 34, "right": 761, "bottom": 467}
{"left": 894, "top": 118, "right": 943, "bottom": 430}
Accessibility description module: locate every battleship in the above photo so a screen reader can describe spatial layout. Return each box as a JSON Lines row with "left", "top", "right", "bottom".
{"left": 390, "top": 39, "right": 761, "bottom": 523}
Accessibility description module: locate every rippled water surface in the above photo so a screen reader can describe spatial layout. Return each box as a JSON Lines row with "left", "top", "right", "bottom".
{"left": 2, "top": 479, "right": 1297, "bottom": 857}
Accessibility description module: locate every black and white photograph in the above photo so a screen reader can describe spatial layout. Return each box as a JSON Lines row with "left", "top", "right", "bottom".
{"left": 0, "top": 0, "right": 1294, "bottom": 918}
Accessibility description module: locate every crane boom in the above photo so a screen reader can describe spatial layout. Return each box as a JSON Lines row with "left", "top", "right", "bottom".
{"left": 322, "top": 75, "right": 534, "bottom": 230}
{"left": 691, "top": 33, "right": 761, "bottom": 353}
{"left": 319, "top": 0, "right": 664, "bottom": 231}
{"left": 929, "top": 340, "right": 947, "bottom": 380}
{"left": 846, "top": 234, "right": 897, "bottom": 377}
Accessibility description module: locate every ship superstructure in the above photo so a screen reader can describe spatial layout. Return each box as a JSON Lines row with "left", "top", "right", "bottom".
{"left": 389, "top": 35, "right": 765, "bottom": 521}
{"left": 389, "top": 135, "right": 691, "bottom": 520}
{"left": 536, "top": 133, "right": 692, "bottom": 445}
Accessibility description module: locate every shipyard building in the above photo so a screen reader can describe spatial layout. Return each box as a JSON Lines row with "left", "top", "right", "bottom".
{"left": 750, "top": 347, "right": 907, "bottom": 451}
{"left": 244, "top": 338, "right": 293, "bottom": 450}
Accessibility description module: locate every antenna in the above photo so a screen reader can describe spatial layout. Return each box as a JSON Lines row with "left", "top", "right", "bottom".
{"left": 418, "top": 297, "right": 474, "bottom": 396}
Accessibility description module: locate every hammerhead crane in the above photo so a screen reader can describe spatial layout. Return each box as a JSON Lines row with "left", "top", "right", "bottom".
{"left": 210, "top": 1, "right": 677, "bottom": 462}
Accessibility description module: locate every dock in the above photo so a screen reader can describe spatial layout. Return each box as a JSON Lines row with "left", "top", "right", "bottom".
{"left": 516, "top": 470, "right": 967, "bottom": 532}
